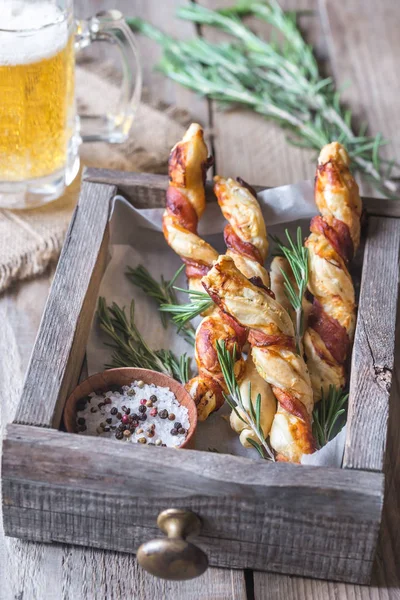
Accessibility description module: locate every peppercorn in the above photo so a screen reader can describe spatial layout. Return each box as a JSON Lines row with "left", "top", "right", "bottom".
{"left": 115, "top": 430, "right": 124, "bottom": 440}
{"left": 116, "top": 412, "right": 122, "bottom": 420}
{"left": 174, "top": 422, "right": 182, "bottom": 430}
{"left": 90, "top": 407, "right": 97, "bottom": 413}
{"left": 146, "top": 400, "right": 153, "bottom": 408}
{"left": 170, "top": 428, "right": 178, "bottom": 436}
{"left": 147, "top": 431, "right": 155, "bottom": 439}
{"left": 148, "top": 442, "right": 155, "bottom": 446}
{"left": 104, "top": 397, "right": 112, "bottom": 405}
{"left": 96, "top": 426, "right": 104, "bottom": 434}
{"left": 139, "top": 414, "right": 147, "bottom": 422}
{"left": 150, "top": 408, "right": 158, "bottom": 417}
{"left": 78, "top": 424, "right": 87, "bottom": 432}
{"left": 138, "top": 405, "right": 147, "bottom": 414}
{"left": 131, "top": 413, "right": 139, "bottom": 420}
{"left": 121, "top": 405, "right": 128, "bottom": 413}
{"left": 150, "top": 394, "right": 157, "bottom": 403}
{"left": 140, "top": 398, "right": 147, "bottom": 405}
{"left": 77, "top": 417, "right": 86, "bottom": 426}
{"left": 137, "top": 428, "right": 144, "bottom": 434}
{"left": 159, "top": 409, "right": 168, "bottom": 419}
{"left": 123, "top": 429, "right": 131, "bottom": 438}
{"left": 155, "top": 439, "right": 162, "bottom": 446}
{"left": 178, "top": 427, "right": 186, "bottom": 435}
{"left": 98, "top": 402, "right": 105, "bottom": 409}
{"left": 138, "top": 437, "right": 147, "bottom": 444}
{"left": 110, "top": 407, "right": 117, "bottom": 415}
{"left": 103, "top": 427, "right": 110, "bottom": 432}
{"left": 105, "top": 417, "right": 112, "bottom": 424}
{"left": 76, "top": 400, "right": 86, "bottom": 412}
{"left": 137, "top": 380, "right": 144, "bottom": 388}
{"left": 121, "top": 415, "right": 130, "bottom": 424}
{"left": 127, "top": 389, "right": 135, "bottom": 396}
{"left": 168, "top": 413, "right": 176, "bottom": 421}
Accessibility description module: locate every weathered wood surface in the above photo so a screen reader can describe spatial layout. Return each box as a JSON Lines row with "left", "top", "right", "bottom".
{"left": 3, "top": 424, "right": 383, "bottom": 583}
{"left": 344, "top": 217, "right": 400, "bottom": 471}
{"left": 14, "top": 182, "right": 115, "bottom": 429}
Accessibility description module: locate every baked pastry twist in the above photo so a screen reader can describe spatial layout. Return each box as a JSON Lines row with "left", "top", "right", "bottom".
{"left": 202, "top": 255, "right": 316, "bottom": 463}
{"left": 162, "top": 123, "right": 218, "bottom": 293}
{"left": 304, "top": 142, "right": 362, "bottom": 401}
{"left": 214, "top": 176, "right": 269, "bottom": 286}
{"left": 213, "top": 176, "right": 275, "bottom": 442}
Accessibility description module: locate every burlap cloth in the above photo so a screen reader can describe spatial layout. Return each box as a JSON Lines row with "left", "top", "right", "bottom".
{"left": 0, "top": 65, "right": 189, "bottom": 294}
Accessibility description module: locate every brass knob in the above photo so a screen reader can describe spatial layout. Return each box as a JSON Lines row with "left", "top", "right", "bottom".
{"left": 137, "top": 509, "right": 208, "bottom": 580}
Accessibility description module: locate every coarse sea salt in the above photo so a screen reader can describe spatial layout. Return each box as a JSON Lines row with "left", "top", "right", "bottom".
{"left": 75, "top": 381, "right": 190, "bottom": 448}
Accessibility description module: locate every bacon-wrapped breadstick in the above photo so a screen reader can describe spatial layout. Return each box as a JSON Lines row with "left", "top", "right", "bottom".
{"left": 213, "top": 176, "right": 276, "bottom": 442}
{"left": 162, "top": 124, "right": 245, "bottom": 419}
{"left": 214, "top": 176, "right": 269, "bottom": 286}
{"left": 202, "top": 255, "right": 316, "bottom": 463}
{"left": 304, "top": 142, "right": 362, "bottom": 401}
{"left": 162, "top": 123, "right": 218, "bottom": 293}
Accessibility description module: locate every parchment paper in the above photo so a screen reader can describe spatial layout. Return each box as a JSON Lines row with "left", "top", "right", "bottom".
{"left": 87, "top": 180, "right": 346, "bottom": 466}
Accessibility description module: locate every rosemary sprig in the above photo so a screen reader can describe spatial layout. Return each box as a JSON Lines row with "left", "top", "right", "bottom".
{"left": 160, "top": 288, "right": 214, "bottom": 330}
{"left": 312, "top": 385, "right": 348, "bottom": 449}
{"left": 126, "top": 264, "right": 196, "bottom": 345}
{"left": 216, "top": 340, "right": 275, "bottom": 461}
{"left": 97, "top": 297, "right": 190, "bottom": 384}
{"left": 128, "top": 3, "right": 399, "bottom": 198}
{"left": 271, "top": 227, "right": 308, "bottom": 353}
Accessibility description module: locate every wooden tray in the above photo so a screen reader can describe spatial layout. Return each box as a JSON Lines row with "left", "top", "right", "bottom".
{"left": 2, "top": 169, "right": 400, "bottom": 585}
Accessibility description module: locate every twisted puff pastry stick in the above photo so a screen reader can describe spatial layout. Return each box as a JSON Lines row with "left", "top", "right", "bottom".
{"left": 304, "top": 142, "right": 362, "bottom": 401}
{"left": 202, "top": 255, "right": 316, "bottom": 463}
{"left": 213, "top": 176, "right": 276, "bottom": 444}
{"left": 162, "top": 124, "right": 246, "bottom": 420}
{"left": 187, "top": 176, "right": 274, "bottom": 422}
{"left": 162, "top": 123, "right": 218, "bottom": 293}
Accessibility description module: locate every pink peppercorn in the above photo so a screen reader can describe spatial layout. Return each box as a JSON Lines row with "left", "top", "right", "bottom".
{"left": 121, "top": 415, "right": 130, "bottom": 424}
{"left": 150, "top": 408, "right": 158, "bottom": 417}
{"left": 140, "top": 399, "right": 147, "bottom": 405}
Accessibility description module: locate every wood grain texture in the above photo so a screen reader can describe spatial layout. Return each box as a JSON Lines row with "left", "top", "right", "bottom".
{"left": 84, "top": 169, "right": 400, "bottom": 217}
{"left": 3, "top": 424, "right": 383, "bottom": 584}
{"left": 344, "top": 217, "right": 400, "bottom": 471}
{"left": 198, "top": 0, "right": 319, "bottom": 186}
{"left": 319, "top": 0, "right": 400, "bottom": 197}
{"left": 13, "top": 182, "right": 115, "bottom": 429}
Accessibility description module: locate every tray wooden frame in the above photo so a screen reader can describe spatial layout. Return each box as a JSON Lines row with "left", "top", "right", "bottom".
{"left": 2, "top": 169, "right": 400, "bottom": 585}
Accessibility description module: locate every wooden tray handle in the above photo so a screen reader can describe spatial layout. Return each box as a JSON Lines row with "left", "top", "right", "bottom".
{"left": 137, "top": 509, "right": 208, "bottom": 580}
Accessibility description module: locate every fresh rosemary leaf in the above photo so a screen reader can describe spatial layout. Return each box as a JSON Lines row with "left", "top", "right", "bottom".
{"left": 160, "top": 288, "right": 214, "bottom": 330}
{"left": 312, "top": 385, "right": 348, "bottom": 448}
{"left": 216, "top": 340, "right": 275, "bottom": 460}
{"left": 271, "top": 227, "right": 308, "bottom": 353}
{"left": 97, "top": 297, "right": 191, "bottom": 384}
{"left": 126, "top": 264, "right": 196, "bottom": 345}
{"left": 128, "top": 4, "right": 399, "bottom": 197}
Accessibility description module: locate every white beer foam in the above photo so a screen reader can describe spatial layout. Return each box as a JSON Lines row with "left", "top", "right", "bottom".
{"left": 0, "top": 1, "right": 68, "bottom": 66}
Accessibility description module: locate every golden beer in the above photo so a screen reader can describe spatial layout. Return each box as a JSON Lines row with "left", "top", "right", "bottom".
{"left": 0, "top": 3, "right": 74, "bottom": 182}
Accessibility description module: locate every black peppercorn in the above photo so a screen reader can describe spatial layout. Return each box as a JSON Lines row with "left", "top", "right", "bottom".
{"left": 178, "top": 427, "right": 186, "bottom": 435}
{"left": 98, "top": 402, "right": 105, "bottom": 409}
{"left": 110, "top": 407, "right": 118, "bottom": 415}
{"left": 76, "top": 400, "right": 87, "bottom": 412}
{"left": 138, "top": 405, "right": 147, "bottom": 414}
{"left": 106, "top": 418, "right": 112, "bottom": 424}
{"left": 150, "top": 394, "right": 157, "bottom": 402}
{"left": 159, "top": 409, "right": 168, "bottom": 419}
{"left": 131, "top": 413, "right": 139, "bottom": 420}
{"left": 116, "top": 412, "right": 122, "bottom": 420}
{"left": 139, "top": 414, "right": 148, "bottom": 422}
{"left": 115, "top": 430, "right": 124, "bottom": 440}
{"left": 90, "top": 407, "right": 97, "bottom": 413}
{"left": 78, "top": 424, "right": 87, "bottom": 432}
{"left": 121, "top": 405, "right": 128, "bottom": 413}
{"left": 77, "top": 417, "right": 86, "bottom": 426}
{"left": 170, "top": 428, "right": 178, "bottom": 436}
{"left": 174, "top": 422, "right": 182, "bottom": 430}
{"left": 104, "top": 397, "right": 112, "bottom": 405}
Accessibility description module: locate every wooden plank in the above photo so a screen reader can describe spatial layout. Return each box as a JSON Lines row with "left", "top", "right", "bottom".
{"left": 3, "top": 424, "right": 383, "bottom": 584}
{"left": 319, "top": 0, "right": 400, "bottom": 198}
{"left": 0, "top": 280, "right": 246, "bottom": 600}
{"left": 198, "top": 0, "right": 320, "bottom": 186}
{"left": 344, "top": 217, "right": 400, "bottom": 471}
{"left": 13, "top": 182, "right": 115, "bottom": 429}
{"left": 84, "top": 169, "right": 400, "bottom": 218}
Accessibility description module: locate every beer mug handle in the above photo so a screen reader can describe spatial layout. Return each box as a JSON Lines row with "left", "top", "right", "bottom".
{"left": 75, "top": 10, "right": 142, "bottom": 143}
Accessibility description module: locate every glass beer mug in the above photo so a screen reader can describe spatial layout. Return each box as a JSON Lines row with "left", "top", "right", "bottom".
{"left": 0, "top": 1, "right": 142, "bottom": 209}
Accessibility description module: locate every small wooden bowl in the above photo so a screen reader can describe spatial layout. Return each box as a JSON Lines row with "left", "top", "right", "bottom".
{"left": 64, "top": 368, "right": 197, "bottom": 449}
